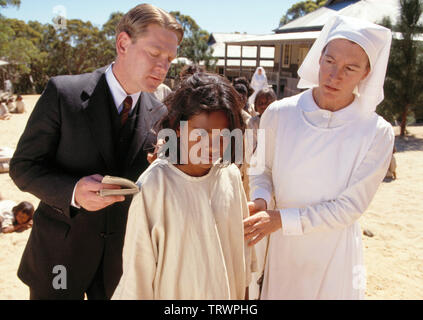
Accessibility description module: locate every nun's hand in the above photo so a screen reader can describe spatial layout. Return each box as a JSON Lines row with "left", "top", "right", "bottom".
{"left": 244, "top": 210, "right": 282, "bottom": 246}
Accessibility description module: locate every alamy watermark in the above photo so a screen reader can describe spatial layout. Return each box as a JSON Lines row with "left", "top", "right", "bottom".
{"left": 52, "top": 265, "right": 67, "bottom": 290}
{"left": 52, "top": 5, "right": 67, "bottom": 31}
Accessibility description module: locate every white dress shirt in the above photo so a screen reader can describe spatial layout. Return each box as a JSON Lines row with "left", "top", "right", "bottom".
{"left": 71, "top": 63, "right": 141, "bottom": 208}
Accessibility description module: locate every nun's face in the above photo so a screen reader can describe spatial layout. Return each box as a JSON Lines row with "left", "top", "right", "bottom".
{"left": 316, "top": 39, "right": 370, "bottom": 110}
{"left": 258, "top": 69, "right": 262, "bottom": 75}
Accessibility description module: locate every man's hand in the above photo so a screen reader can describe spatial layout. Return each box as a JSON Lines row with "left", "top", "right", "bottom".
{"left": 75, "top": 174, "right": 125, "bottom": 212}
{"left": 244, "top": 210, "right": 282, "bottom": 246}
{"left": 247, "top": 198, "right": 267, "bottom": 216}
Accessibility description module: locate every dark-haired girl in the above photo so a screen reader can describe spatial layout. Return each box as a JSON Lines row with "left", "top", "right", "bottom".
{"left": 0, "top": 198, "right": 34, "bottom": 234}
{"left": 113, "top": 73, "right": 255, "bottom": 300}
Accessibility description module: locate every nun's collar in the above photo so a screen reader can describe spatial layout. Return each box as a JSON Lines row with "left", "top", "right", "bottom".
{"left": 298, "top": 89, "right": 363, "bottom": 129}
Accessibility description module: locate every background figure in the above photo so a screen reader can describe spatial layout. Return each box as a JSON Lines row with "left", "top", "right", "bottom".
{"left": 243, "top": 88, "right": 277, "bottom": 200}
{"left": 0, "top": 193, "right": 34, "bottom": 234}
{"left": 0, "top": 101, "right": 11, "bottom": 120}
{"left": 233, "top": 83, "right": 253, "bottom": 122}
{"left": 0, "top": 147, "right": 14, "bottom": 173}
{"left": 4, "top": 79, "right": 13, "bottom": 94}
{"left": 245, "top": 88, "right": 277, "bottom": 300}
{"left": 153, "top": 83, "right": 172, "bottom": 102}
{"left": 12, "top": 95, "right": 26, "bottom": 114}
{"left": 6, "top": 98, "right": 15, "bottom": 113}
{"left": 248, "top": 67, "right": 268, "bottom": 107}
{"left": 233, "top": 83, "right": 252, "bottom": 201}
{"left": 248, "top": 88, "right": 277, "bottom": 149}
{"left": 233, "top": 77, "right": 256, "bottom": 116}
{"left": 179, "top": 64, "right": 205, "bottom": 81}
{"left": 385, "top": 145, "right": 397, "bottom": 180}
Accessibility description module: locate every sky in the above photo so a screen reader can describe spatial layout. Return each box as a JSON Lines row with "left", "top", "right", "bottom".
{"left": 0, "top": 0, "right": 300, "bottom": 35}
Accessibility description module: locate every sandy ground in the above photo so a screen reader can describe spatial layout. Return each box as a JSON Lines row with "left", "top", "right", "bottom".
{"left": 0, "top": 95, "right": 422, "bottom": 300}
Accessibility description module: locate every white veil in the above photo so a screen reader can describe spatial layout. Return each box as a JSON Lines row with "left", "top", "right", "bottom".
{"left": 251, "top": 67, "right": 268, "bottom": 91}
{"left": 297, "top": 15, "right": 392, "bottom": 113}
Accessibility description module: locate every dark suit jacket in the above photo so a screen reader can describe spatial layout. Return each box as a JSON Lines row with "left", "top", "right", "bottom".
{"left": 9, "top": 66, "right": 167, "bottom": 299}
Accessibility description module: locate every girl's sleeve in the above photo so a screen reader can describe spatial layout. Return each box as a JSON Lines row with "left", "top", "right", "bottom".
{"left": 112, "top": 179, "right": 162, "bottom": 300}
{"left": 236, "top": 168, "right": 258, "bottom": 286}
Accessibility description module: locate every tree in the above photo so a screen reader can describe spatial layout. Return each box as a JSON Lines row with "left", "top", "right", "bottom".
{"left": 0, "top": 0, "right": 20, "bottom": 9}
{"left": 170, "top": 11, "right": 216, "bottom": 71}
{"left": 279, "top": 0, "right": 326, "bottom": 26}
{"left": 378, "top": 0, "right": 423, "bottom": 136}
{"left": 100, "top": 12, "right": 124, "bottom": 67}
{"left": 0, "top": 18, "right": 41, "bottom": 92}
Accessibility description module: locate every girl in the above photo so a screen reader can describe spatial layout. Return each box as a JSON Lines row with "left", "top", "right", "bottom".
{"left": 0, "top": 197, "right": 34, "bottom": 234}
{"left": 112, "top": 72, "right": 255, "bottom": 300}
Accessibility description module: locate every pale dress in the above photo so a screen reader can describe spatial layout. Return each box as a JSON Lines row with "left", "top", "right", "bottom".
{"left": 112, "top": 159, "right": 256, "bottom": 300}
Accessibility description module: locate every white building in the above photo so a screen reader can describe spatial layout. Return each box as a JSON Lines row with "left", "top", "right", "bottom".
{"left": 221, "top": 0, "right": 407, "bottom": 98}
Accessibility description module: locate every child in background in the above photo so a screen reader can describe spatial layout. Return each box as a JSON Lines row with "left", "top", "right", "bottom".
{"left": 13, "top": 95, "right": 26, "bottom": 114}
{"left": 6, "top": 97, "right": 15, "bottom": 113}
{"left": 112, "top": 72, "right": 255, "bottom": 300}
{"left": 247, "top": 88, "right": 277, "bottom": 149}
{"left": 0, "top": 193, "right": 34, "bottom": 234}
{"left": 0, "top": 100, "right": 11, "bottom": 120}
{"left": 242, "top": 88, "right": 277, "bottom": 201}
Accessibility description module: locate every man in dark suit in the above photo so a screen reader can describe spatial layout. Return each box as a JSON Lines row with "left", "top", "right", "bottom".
{"left": 9, "top": 4, "right": 183, "bottom": 300}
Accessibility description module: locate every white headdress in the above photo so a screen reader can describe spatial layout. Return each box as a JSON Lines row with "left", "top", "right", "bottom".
{"left": 251, "top": 67, "right": 268, "bottom": 92}
{"left": 297, "top": 15, "right": 392, "bottom": 113}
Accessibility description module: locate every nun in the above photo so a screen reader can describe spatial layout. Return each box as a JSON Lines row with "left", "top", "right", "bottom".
{"left": 249, "top": 67, "right": 269, "bottom": 107}
{"left": 244, "top": 15, "right": 394, "bottom": 299}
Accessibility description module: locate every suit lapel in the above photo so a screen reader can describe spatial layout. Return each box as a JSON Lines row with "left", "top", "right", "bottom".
{"left": 125, "top": 92, "right": 168, "bottom": 168}
{"left": 81, "top": 70, "right": 116, "bottom": 171}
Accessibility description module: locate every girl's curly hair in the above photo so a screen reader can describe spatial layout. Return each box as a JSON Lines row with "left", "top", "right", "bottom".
{"left": 159, "top": 72, "right": 245, "bottom": 164}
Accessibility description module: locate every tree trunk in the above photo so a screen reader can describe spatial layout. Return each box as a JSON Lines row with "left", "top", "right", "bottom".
{"left": 400, "top": 104, "right": 409, "bottom": 136}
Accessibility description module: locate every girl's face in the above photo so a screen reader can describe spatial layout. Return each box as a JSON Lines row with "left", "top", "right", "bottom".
{"left": 15, "top": 211, "right": 30, "bottom": 225}
{"left": 179, "top": 110, "right": 230, "bottom": 170}
{"left": 255, "top": 97, "right": 272, "bottom": 115}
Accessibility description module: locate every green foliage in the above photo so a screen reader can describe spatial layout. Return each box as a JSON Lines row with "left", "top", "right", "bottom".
{"left": 279, "top": 0, "right": 326, "bottom": 26}
{"left": 0, "top": 8, "right": 216, "bottom": 93}
{"left": 170, "top": 11, "right": 216, "bottom": 73}
{"left": 0, "top": 0, "right": 20, "bottom": 8}
{"left": 377, "top": 0, "right": 423, "bottom": 134}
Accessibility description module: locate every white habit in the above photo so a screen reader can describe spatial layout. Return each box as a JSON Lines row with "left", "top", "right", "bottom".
{"left": 249, "top": 15, "right": 394, "bottom": 299}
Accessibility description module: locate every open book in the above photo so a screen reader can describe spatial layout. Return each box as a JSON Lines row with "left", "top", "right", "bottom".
{"left": 99, "top": 176, "right": 140, "bottom": 197}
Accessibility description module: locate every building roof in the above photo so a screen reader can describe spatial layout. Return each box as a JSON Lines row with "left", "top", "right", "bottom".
{"left": 208, "top": 33, "right": 260, "bottom": 45}
{"left": 275, "top": 0, "right": 402, "bottom": 33}
{"left": 225, "top": 31, "right": 321, "bottom": 46}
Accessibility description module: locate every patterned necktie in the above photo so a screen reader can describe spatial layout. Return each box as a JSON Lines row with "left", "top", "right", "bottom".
{"left": 121, "top": 96, "right": 133, "bottom": 126}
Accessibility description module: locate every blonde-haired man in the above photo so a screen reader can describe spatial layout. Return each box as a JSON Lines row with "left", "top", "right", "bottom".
{"left": 10, "top": 4, "right": 183, "bottom": 300}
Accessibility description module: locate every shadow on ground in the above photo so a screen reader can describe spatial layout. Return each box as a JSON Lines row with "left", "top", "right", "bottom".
{"left": 395, "top": 128, "right": 423, "bottom": 153}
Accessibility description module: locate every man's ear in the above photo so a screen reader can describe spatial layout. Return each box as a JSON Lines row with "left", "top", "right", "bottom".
{"left": 116, "top": 32, "right": 132, "bottom": 56}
